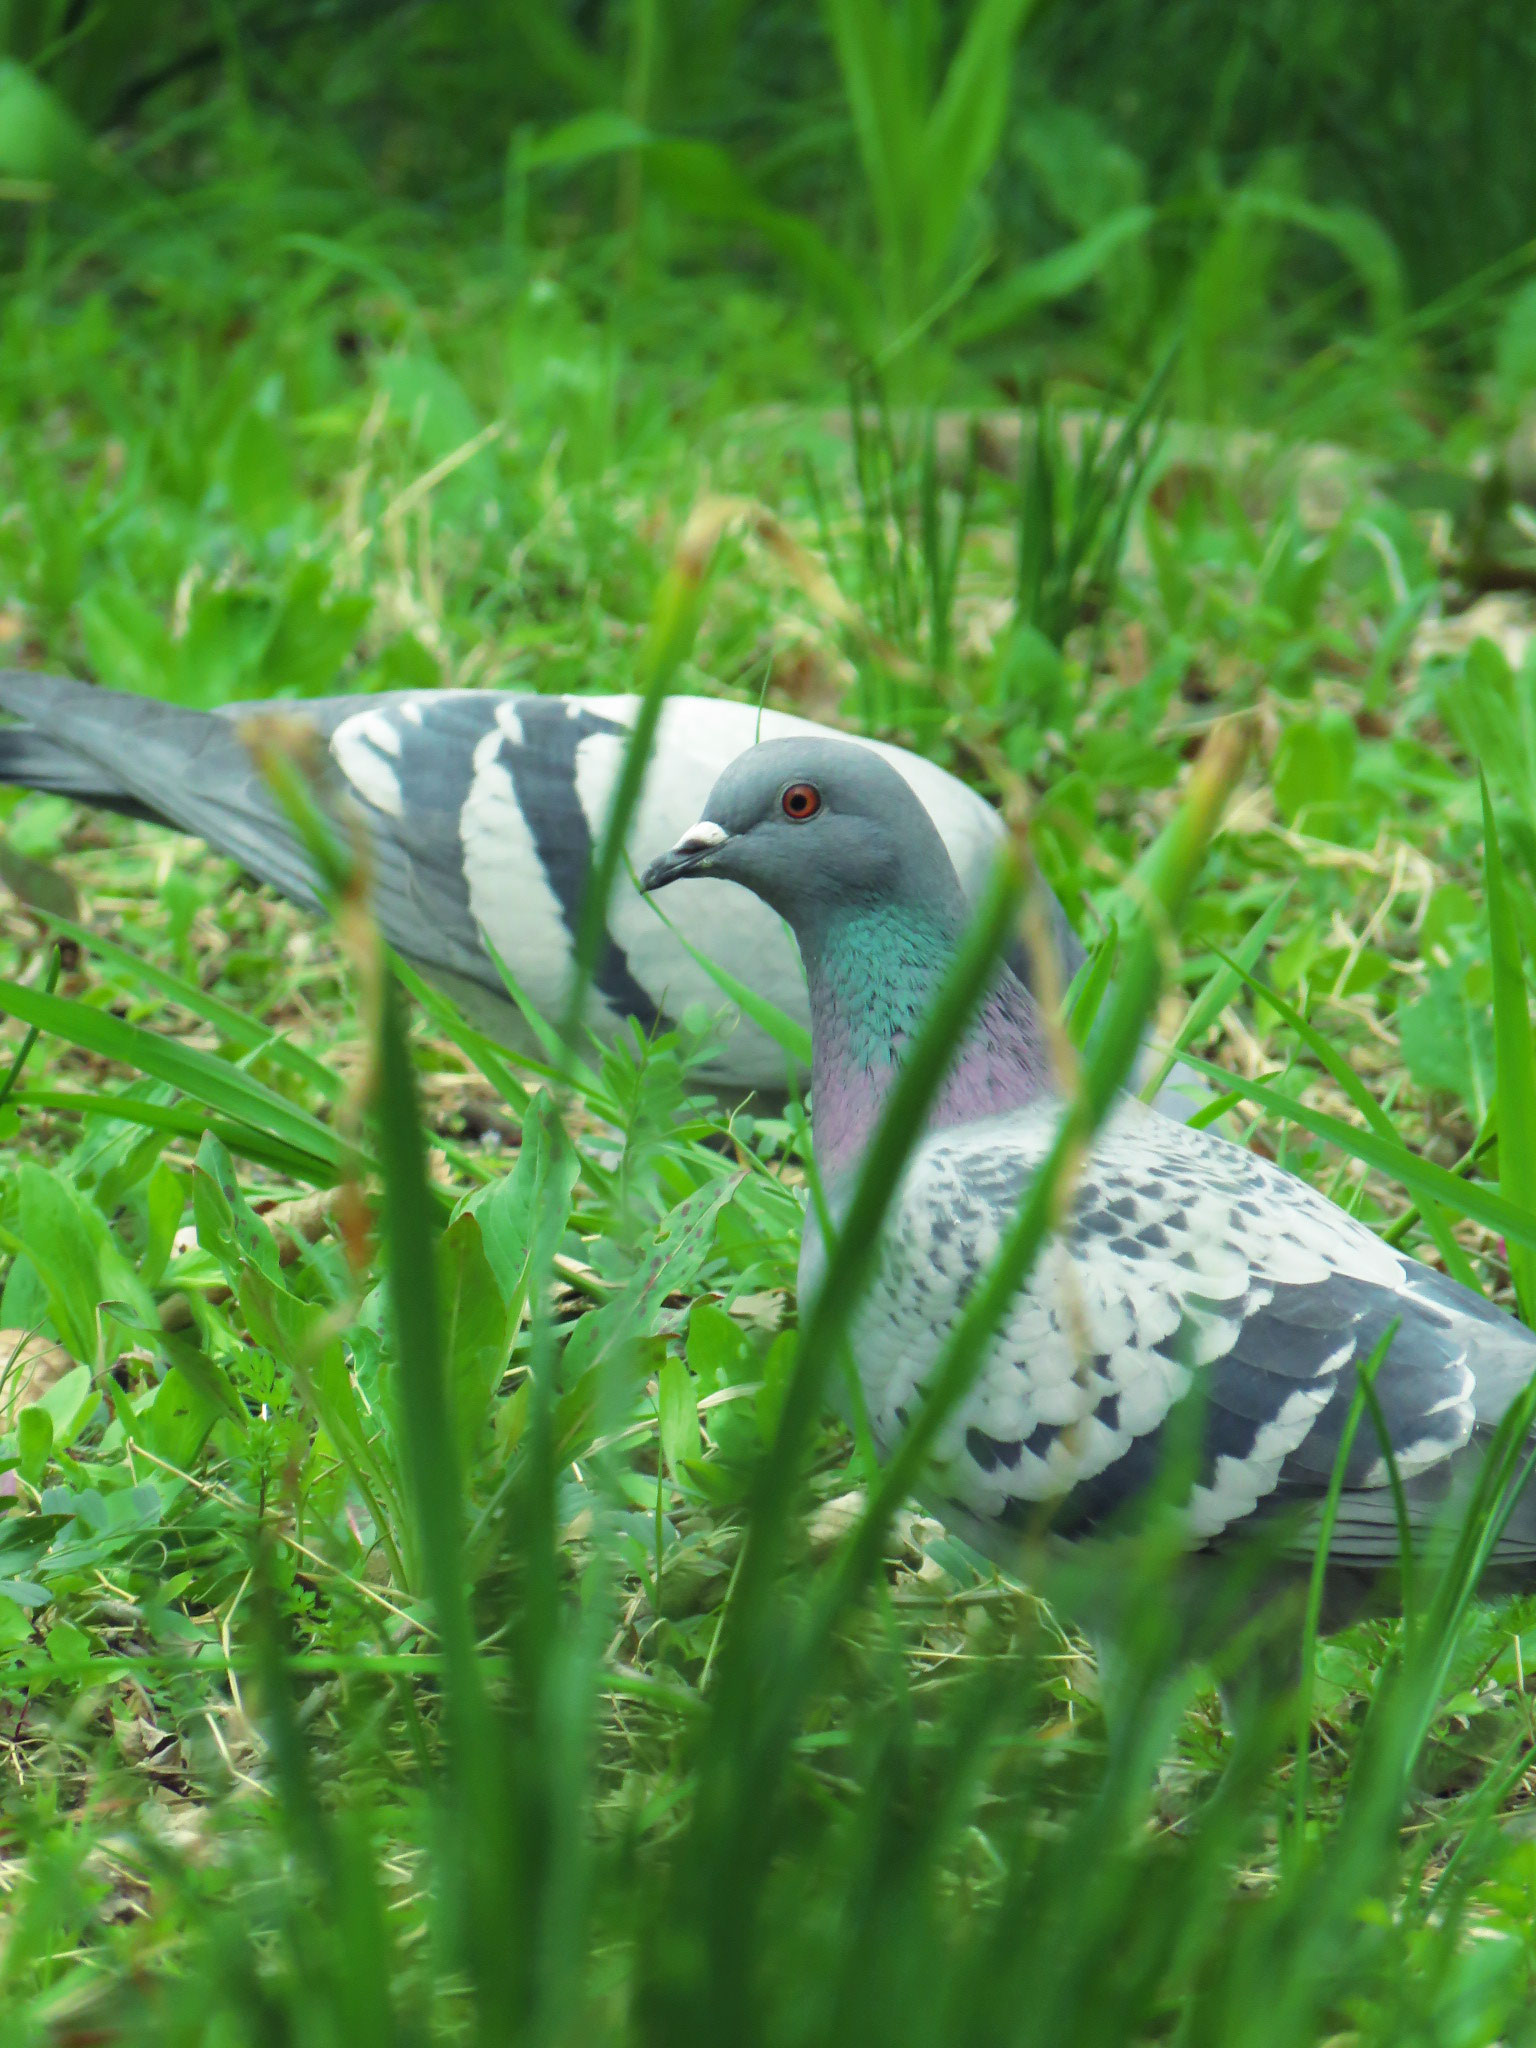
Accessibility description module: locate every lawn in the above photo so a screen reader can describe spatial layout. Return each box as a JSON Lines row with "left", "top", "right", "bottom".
{"left": 3, "top": 5, "right": 1536, "bottom": 2041}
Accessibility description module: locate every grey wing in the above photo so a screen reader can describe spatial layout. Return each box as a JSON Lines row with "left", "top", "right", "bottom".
{"left": 854, "top": 1105, "right": 1536, "bottom": 1567}
{"left": 326, "top": 693, "right": 1097, "bottom": 1083}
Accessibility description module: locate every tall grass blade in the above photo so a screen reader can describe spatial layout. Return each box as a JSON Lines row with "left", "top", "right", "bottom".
{"left": 1209, "top": 944, "right": 1478, "bottom": 1288}
{"left": 1482, "top": 770, "right": 1536, "bottom": 1318}
{"left": 647, "top": 721, "right": 1246, "bottom": 2038}
{"left": 0, "top": 975, "right": 344, "bottom": 1176}
{"left": 1171, "top": 1045, "right": 1536, "bottom": 1258}
{"left": 39, "top": 912, "right": 341, "bottom": 1097}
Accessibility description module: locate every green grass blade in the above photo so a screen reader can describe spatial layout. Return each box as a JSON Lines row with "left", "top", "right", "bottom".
{"left": 8, "top": 1087, "right": 339, "bottom": 1182}
{"left": 1482, "top": 771, "right": 1536, "bottom": 1318}
{"left": 955, "top": 205, "right": 1156, "bottom": 345}
{"left": 39, "top": 912, "right": 342, "bottom": 1099}
{"left": 1063, "top": 918, "right": 1119, "bottom": 1045}
{"left": 1289, "top": 1321, "right": 1398, "bottom": 1861}
{"left": 391, "top": 955, "right": 538, "bottom": 1113}
{"left": 0, "top": 977, "right": 343, "bottom": 1176}
{"left": 0, "top": 943, "right": 59, "bottom": 1108}
{"left": 1136, "top": 885, "right": 1292, "bottom": 1099}
{"left": 374, "top": 965, "right": 507, "bottom": 2003}
{"left": 1208, "top": 943, "right": 1478, "bottom": 1289}
{"left": 918, "top": 0, "right": 1037, "bottom": 289}
{"left": 1170, "top": 1045, "right": 1536, "bottom": 1258}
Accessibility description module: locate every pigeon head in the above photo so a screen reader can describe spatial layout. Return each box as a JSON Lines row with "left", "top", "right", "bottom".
{"left": 642, "top": 735, "right": 1048, "bottom": 1171}
{"left": 639, "top": 736, "right": 969, "bottom": 938}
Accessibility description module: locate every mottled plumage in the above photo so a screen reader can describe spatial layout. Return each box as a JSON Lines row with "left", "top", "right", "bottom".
{"left": 806, "top": 1098, "right": 1535, "bottom": 1568}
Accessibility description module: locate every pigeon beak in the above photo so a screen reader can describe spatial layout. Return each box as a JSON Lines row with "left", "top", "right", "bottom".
{"left": 639, "top": 820, "right": 731, "bottom": 893}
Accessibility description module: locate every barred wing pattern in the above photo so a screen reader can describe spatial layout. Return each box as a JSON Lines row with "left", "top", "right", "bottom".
{"left": 811, "top": 1101, "right": 1536, "bottom": 1561}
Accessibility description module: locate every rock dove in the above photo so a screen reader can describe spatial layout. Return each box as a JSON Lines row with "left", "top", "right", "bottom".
{"left": 0, "top": 669, "right": 1069, "bottom": 1095}
{"left": 640, "top": 736, "right": 1536, "bottom": 1619}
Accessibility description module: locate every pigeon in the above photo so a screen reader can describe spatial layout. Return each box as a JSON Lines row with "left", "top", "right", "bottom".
{"left": 0, "top": 670, "right": 1089, "bottom": 1099}
{"left": 640, "top": 736, "right": 1536, "bottom": 1636}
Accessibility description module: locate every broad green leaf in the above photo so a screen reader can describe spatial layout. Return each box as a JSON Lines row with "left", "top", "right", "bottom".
{"left": 30, "top": 1364, "right": 99, "bottom": 1455}
{"left": 625, "top": 1176, "right": 746, "bottom": 1331}
{"left": 143, "top": 1163, "right": 187, "bottom": 1290}
{"left": 0, "top": 1254, "right": 47, "bottom": 1336}
{"left": 3, "top": 1164, "right": 102, "bottom": 1362}
{"left": 468, "top": 1096, "right": 579, "bottom": 1318}
{"left": 375, "top": 351, "right": 496, "bottom": 512}
{"left": 437, "top": 1213, "right": 514, "bottom": 1459}
{"left": 686, "top": 1300, "right": 753, "bottom": 1394}
{"left": 259, "top": 562, "right": 371, "bottom": 699}
{"left": 144, "top": 1367, "right": 218, "bottom": 1471}
{"left": 1398, "top": 960, "right": 1497, "bottom": 1120}
{"left": 0, "top": 59, "right": 89, "bottom": 182}
{"left": 192, "top": 1132, "right": 283, "bottom": 1286}
{"left": 521, "top": 109, "right": 649, "bottom": 171}
{"left": 154, "top": 1328, "right": 247, "bottom": 1431}
{"left": 15, "top": 1405, "right": 50, "bottom": 1488}
{"left": 74, "top": 584, "right": 176, "bottom": 701}
{"left": 221, "top": 406, "right": 296, "bottom": 533}
{"left": 1272, "top": 711, "right": 1358, "bottom": 834}
{"left": 954, "top": 205, "right": 1155, "bottom": 344}
{"left": 657, "top": 1357, "right": 702, "bottom": 1481}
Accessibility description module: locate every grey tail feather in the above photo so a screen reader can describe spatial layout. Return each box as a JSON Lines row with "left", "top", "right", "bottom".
{"left": 1397, "top": 1256, "right": 1536, "bottom": 1426}
{"left": 1468, "top": 1322, "right": 1536, "bottom": 1430}
{"left": 0, "top": 722, "right": 162, "bottom": 821}
{"left": 0, "top": 669, "right": 323, "bottom": 911}
{"left": 1489, "top": 1461, "right": 1536, "bottom": 1564}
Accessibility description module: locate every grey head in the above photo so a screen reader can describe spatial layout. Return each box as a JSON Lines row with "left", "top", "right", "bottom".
{"left": 638, "top": 735, "right": 969, "bottom": 939}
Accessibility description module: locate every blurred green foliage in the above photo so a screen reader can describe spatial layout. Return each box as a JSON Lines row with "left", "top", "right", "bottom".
{"left": 3, "top": 0, "right": 1535, "bottom": 410}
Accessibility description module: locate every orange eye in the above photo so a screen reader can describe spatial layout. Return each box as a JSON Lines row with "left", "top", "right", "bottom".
{"left": 781, "top": 782, "right": 822, "bottom": 821}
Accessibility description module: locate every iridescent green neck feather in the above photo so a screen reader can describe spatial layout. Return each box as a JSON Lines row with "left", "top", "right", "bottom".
{"left": 802, "top": 901, "right": 1049, "bottom": 1180}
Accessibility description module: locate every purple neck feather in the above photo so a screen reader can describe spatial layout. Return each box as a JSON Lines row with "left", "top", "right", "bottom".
{"left": 802, "top": 903, "right": 1050, "bottom": 1181}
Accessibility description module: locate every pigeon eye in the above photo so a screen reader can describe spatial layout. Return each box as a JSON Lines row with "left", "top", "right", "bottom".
{"left": 781, "top": 782, "right": 822, "bottom": 821}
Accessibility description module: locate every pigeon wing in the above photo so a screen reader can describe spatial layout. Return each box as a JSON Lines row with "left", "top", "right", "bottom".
{"left": 841, "top": 1102, "right": 1533, "bottom": 1561}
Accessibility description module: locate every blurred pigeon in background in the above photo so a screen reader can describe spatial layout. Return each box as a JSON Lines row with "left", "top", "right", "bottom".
{"left": 0, "top": 671, "right": 1091, "bottom": 1097}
